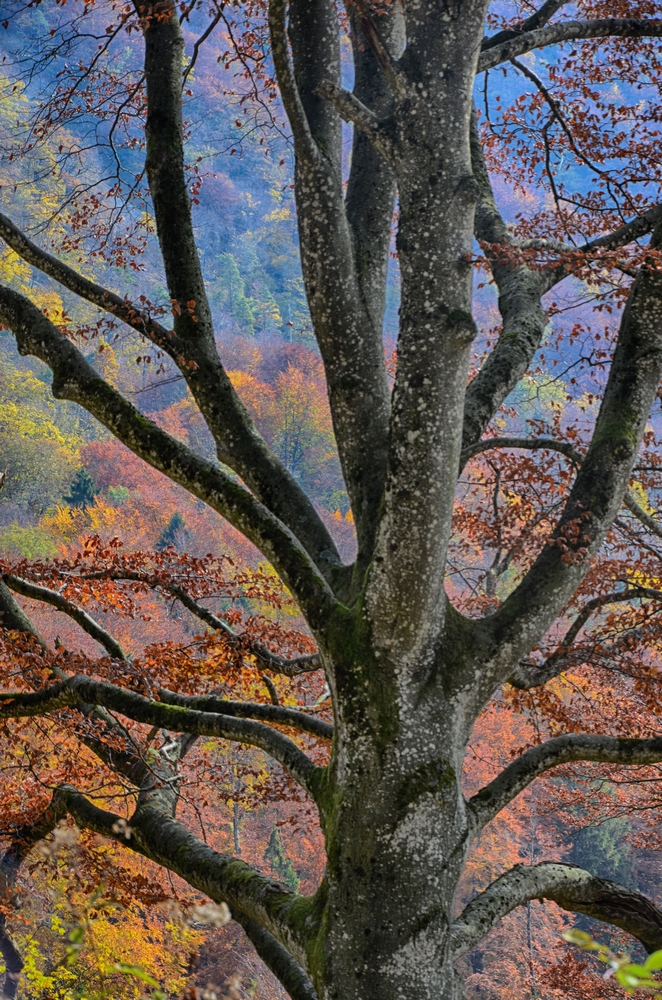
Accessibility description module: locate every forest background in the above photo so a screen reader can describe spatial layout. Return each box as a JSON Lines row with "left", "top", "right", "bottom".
{"left": 0, "top": 2, "right": 661, "bottom": 999}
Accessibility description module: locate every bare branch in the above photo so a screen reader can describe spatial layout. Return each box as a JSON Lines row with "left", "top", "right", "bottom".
{"left": 4, "top": 574, "right": 126, "bottom": 660}
{"left": 451, "top": 862, "right": 662, "bottom": 958}
{"left": 478, "top": 19, "right": 662, "bottom": 73}
{"left": 0, "top": 210, "right": 171, "bottom": 345}
{"left": 236, "top": 915, "right": 319, "bottom": 1000}
{"left": 508, "top": 589, "right": 634, "bottom": 689}
{"left": 182, "top": 10, "right": 222, "bottom": 85}
{"left": 468, "top": 733, "right": 662, "bottom": 831}
{"left": 516, "top": 203, "right": 662, "bottom": 294}
{"left": 261, "top": 675, "right": 280, "bottom": 706}
{"left": 460, "top": 436, "right": 662, "bottom": 544}
{"left": 316, "top": 82, "right": 385, "bottom": 145}
{"left": 482, "top": 1, "right": 571, "bottom": 51}
{"left": 580, "top": 204, "right": 662, "bottom": 254}
{"left": 623, "top": 491, "right": 662, "bottom": 541}
{"left": 166, "top": 582, "right": 322, "bottom": 676}
{"left": 461, "top": 435, "right": 583, "bottom": 466}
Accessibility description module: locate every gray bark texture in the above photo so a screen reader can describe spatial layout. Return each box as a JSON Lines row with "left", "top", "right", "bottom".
{"left": 2, "top": 2, "right": 662, "bottom": 1000}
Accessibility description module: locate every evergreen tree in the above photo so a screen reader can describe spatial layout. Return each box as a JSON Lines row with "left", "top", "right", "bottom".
{"left": 155, "top": 512, "right": 187, "bottom": 551}
{"left": 63, "top": 468, "right": 97, "bottom": 510}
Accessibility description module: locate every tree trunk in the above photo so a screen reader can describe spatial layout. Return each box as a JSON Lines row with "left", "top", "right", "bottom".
{"left": 304, "top": 609, "right": 474, "bottom": 1000}
{"left": 318, "top": 745, "right": 468, "bottom": 999}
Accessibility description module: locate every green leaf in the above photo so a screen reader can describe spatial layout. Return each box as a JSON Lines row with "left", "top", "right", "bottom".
{"left": 111, "top": 962, "right": 160, "bottom": 987}
{"left": 562, "top": 929, "right": 607, "bottom": 952}
{"left": 65, "top": 944, "right": 82, "bottom": 966}
{"left": 645, "top": 951, "right": 662, "bottom": 971}
{"left": 68, "top": 927, "right": 84, "bottom": 943}
{"left": 562, "top": 929, "right": 594, "bottom": 947}
{"left": 623, "top": 964, "right": 652, "bottom": 977}
{"left": 614, "top": 969, "right": 659, "bottom": 990}
{"left": 615, "top": 970, "right": 638, "bottom": 989}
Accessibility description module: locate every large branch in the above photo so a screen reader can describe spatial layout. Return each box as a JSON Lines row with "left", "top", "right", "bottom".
{"left": 270, "top": 0, "right": 391, "bottom": 564}
{"left": 344, "top": 3, "right": 403, "bottom": 337}
{"left": 180, "top": 832, "right": 321, "bottom": 1000}
{"left": 1, "top": 0, "right": 341, "bottom": 575}
{"left": 0, "top": 579, "right": 46, "bottom": 643}
{"left": 0, "top": 237, "right": 340, "bottom": 580}
{"left": 451, "top": 863, "right": 662, "bottom": 958}
{"left": 481, "top": 0, "right": 570, "bottom": 50}
{"left": 158, "top": 689, "right": 333, "bottom": 741}
{"left": 131, "top": 0, "right": 212, "bottom": 344}
{"left": 0, "top": 284, "right": 336, "bottom": 632}
{"left": 0, "top": 676, "right": 323, "bottom": 800}
{"left": 467, "top": 733, "right": 662, "bottom": 831}
{"left": 477, "top": 247, "right": 662, "bottom": 689}
{"left": 268, "top": 0, "right": 320, "bottom": 158}
{"left": 21, "top": 674, "right": 321, "bottom": 995}
{"left": 463, "top": 110, "right": 549, "bottom": 453}
{"left": 364, "top": 4, "right": 492, "bottom": 660}
{"left": 478, "top": 19, "right": 662, "bottom": 73}
{"left": 236, "top": 915, "right": 319, "bottom": 1000}
{"left": 53, "top": 784, "right": 319, "bottom": 968}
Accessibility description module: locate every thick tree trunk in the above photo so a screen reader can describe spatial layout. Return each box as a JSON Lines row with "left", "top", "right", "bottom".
{"left": 306, "top": 610, "right": 473, "bottom": 1000}
{"left": 318, "top": 742, "right": 468, "bottom": 999}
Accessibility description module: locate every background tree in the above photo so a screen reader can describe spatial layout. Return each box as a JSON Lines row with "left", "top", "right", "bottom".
{"left": 3, "top": 2, "right": 662, "bottom": 1000}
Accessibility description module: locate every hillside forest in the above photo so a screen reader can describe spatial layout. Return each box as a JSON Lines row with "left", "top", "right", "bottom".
{"left": 1, "top": 2, "right": 662, "bottom": 1000}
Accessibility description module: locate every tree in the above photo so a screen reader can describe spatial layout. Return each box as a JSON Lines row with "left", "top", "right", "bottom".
{"left": 264, "top": 827, "right": 301, "bottom": 893}
{"left": 155, "top": 511, "right": 188, "bottom": 551}
{"left": 3, "top": 2, "right": 662, "bottom": 1000}
{"left": 63, "top": 469, "right": 99, "bottom": 511}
